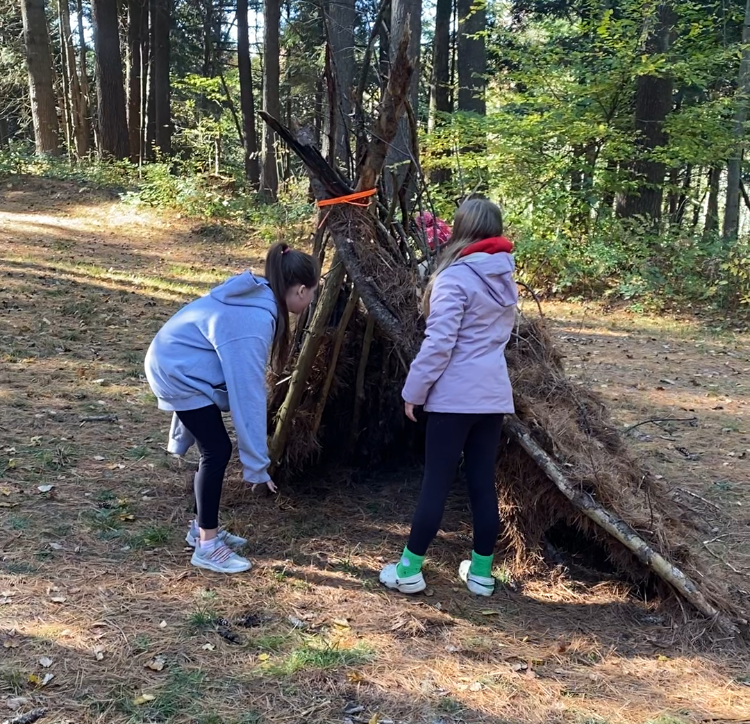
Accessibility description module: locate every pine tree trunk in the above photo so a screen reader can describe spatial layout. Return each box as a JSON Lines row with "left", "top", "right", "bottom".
{"left": 76, "top": 0, "right": 91, "bottom": 148}
{"left": 428, "top": 0, "right": 451, "bottom": 185}
{"left": 324, "top": 0, "right": 355, "bottom": 170}
{"left": 127, "top": 0, "right": 146, "bottom": 161}
{"left": 59, "top": 0, "right": 88, "bottom": 157}
{"left": 723, "top": 0, "right": 750, "bottom": 240}
{"left": 237, "top": 0, "right": 260, "bottom": 186}
{"left": 151, "top": 0, "right": 171, "bottom": 155}
{"left": 21, "top": 0, "right": 61, "bottom": 155}
{"left": 260, "top": 0, "right": 280, "bottom": 200}
{"left": 457, "top": 0, "right": 486, "bottom": 115}
{"left": 91, "top": 0, "right": 129, "bottom": 158}
{"left": 704, "top": 165, "right": 721, "bottom": 238}
{"left": 620, "top": 4, "right": 676, "bottom": 223}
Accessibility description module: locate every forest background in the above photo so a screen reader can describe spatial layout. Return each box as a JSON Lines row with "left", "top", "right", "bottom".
{"left": 2, "top": 0, "right": 750, "bottom": 317}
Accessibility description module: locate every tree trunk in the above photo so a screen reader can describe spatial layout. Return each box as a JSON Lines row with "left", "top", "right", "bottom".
{"left": 237, "top": 0, "right": 260, "bottom": 186}
{"left": 91, "top": 0, "right": 129, "bottom": 158}
{"left": 260, "top": 0, "right": 280, "bottom": 200}
{"left": 59, "top": 0, "right": 88, "bottom": 157}
{"left": 457, "top": 0, "right": 486, "bottom": 115}
{"left": 620, "top": 4, "right": 676, "bottom": 223}
{"left": 127, "top": 0, "right": 146, "bottom": 161}
{"left": 704, "top": 165, "right": 721, "bottom": 239}
{"left": 324, "top": 0, "right": 356, "bottom": 171}
{"left": 21, "top": 0, "right": 61, "bottom": 155}
{"left": 428, "top": 0, "right": 451, "bottom": 185}
{"left": 76, "top": 0, "right": 91, "bottom": 148}
{"left": 151, "top": 0, "right": 171, "bottom": 155}
{"left": 723, "top": 0, "right": 750, "bottom": 240}
{"left": 385, "top": 0, "right": 421, "bottom": 209}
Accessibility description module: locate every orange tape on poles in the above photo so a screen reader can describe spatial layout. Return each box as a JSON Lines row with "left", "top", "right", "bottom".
{"left": 316, "top": 188, "right": 377, "bottom": 208}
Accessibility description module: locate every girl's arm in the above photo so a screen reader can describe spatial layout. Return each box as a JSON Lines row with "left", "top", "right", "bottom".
{"left": 402, "top": 273, "right": 467, "bottom": 406}
{"left": 215, "top": 331, "right": 273, "bottom": 484}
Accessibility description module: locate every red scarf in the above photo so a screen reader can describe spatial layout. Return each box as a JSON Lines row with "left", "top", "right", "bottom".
{"left": 458, "top": 236, "right": 514, "bottom": 258}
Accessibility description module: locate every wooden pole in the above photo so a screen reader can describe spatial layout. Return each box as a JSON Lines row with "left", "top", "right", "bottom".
{"left": 502, "top": 416, "right": 738, "bottom": 631}
{"left": 311, "top": 286, "right": 359, "bottom": 437}
{"left": 268, "top": 259, "right": 346, "bottom": 470}
{"left": 349, "top": 313, "right": 375, "bottom": 454}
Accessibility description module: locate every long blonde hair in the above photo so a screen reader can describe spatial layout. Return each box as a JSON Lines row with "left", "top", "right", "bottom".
{"left": 423, "top": 197, "right": 504, "bottom": 316}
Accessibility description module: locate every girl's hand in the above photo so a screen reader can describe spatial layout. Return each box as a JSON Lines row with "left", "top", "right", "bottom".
{"left": 252, "top": 480, "right": 278, "bottom": 493}
{"left": 404, "top": 402, "right": 417, "bottom": 422}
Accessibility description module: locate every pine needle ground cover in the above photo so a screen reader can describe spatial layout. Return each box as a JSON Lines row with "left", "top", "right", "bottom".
{"left": 1, "top": 176, "right": 749, "bottom": 724}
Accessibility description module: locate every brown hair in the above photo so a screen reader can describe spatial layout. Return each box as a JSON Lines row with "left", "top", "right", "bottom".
{"left": 264, "top": 242, "right": 319, "bottom": 370}
{"left": 423, "top": 197, "right": 504, "bottom": 316}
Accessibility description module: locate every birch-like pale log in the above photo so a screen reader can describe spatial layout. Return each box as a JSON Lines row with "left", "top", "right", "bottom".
{"left": 502, "top": 416, "right": 737, "bottom": 631}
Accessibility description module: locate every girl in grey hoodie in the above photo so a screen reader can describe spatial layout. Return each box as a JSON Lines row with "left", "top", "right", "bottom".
{"left": 380, "top": 198, "right": 517, "bottom": 597}
{"left": 145, "top": 243, "right": 318, "bottom": 574}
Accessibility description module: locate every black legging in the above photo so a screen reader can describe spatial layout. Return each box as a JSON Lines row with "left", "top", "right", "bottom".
{"left": 407, "top": 413, "right": 503, "bottom": 557}
{"left": 175, "top": 405, "right": 232, "bottom": 530}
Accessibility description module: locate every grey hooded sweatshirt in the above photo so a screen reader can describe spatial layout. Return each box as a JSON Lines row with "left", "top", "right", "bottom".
{"left": 144, "top": 272, "right": 277, "bottom": 484}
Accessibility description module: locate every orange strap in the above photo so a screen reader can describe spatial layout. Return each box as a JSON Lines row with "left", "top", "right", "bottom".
{"left": 316, "top": 188, "right": 377, "bottom": 208}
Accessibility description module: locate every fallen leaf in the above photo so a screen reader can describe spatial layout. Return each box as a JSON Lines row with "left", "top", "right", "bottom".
{"left": 201, "top": 643, "right": 215, "bottom": 651}
{"left": 657, "top": 654, "right": 669, "bottom": 662}
{"left": 369, "top": 714, "right": 380, "bottom": 724}
{"left": 0, "top": 486, "right": 11, "bottom": 496}
{"left": 118, "top": 514, "right": 136, "bottom": 521}
{"left": 37, "top": 485, "right": 54, "bottom": 493}
{"left": 3, "top": 636, "right": 19, "bottom": 649}
{"left": 346, "top": 671, "right": 365, "bottom": 683}
{"left": 50, "top": 596, "right": 67, "bottom": 604}
{"left": 332, "top": 618, "right": 351, "bottom": 629}
{"left": 39, "top": 657, "right": 53, "bottom": 668}
{"left": 145, "top": 655, "right": 166, "bottom": 672}
{"left": 29, "top": 436, "right": 42, "bottom": 446}
{"left": 257, "top": 653, "right": 270, "bottom": 661}
{"left": 132, "top": 694, "right": 156, "bottom": 706}
{"left": 28, "top": 672, "right": 54, "bottom": 687}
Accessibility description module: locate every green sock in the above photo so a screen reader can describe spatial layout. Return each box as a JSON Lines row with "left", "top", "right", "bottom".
{"left": 470, "top": 551, "right": 494, "bottom": 579}
{"left": 396, "top": 547, "right": 425, "bottom": 578}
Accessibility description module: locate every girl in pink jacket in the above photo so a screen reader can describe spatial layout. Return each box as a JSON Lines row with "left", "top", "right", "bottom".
{"left": 380, "top": 197, "right": 517, "bottom": 596}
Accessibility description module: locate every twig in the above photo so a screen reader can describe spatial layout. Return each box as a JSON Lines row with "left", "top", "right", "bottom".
{"left": 702, "top": 541, "right": 745, "bottom": 576}
{"left": 676, "top": 487, "right": 725, "bottom": 513}
{"left": 623, "top": 416, "right": 698, "bottom": 434}
{"left": 79, "top": 414, "right": 119, "bottom": 424}
{"left": 516, "top": 280, "right": 544, "bottom": 318}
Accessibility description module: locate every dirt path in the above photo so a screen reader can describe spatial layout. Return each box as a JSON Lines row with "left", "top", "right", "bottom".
{"left": 1, "top": 176, "right": 748, "bottom": 724}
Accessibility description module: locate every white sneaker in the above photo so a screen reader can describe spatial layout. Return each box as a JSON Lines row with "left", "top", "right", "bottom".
{"left": 459, "top": 560, "right": 495, "bottom": 597}
{"left": 191, "top": 542, "right": 252, "bottom": 574}
{"left": 186, "top": 526, "right": 248, "bottom": 550}
{"left": 379, "top": 563, "right": 427, "bottom": 594}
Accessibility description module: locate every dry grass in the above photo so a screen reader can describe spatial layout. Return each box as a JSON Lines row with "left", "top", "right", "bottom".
{"left": 1, "top": 176, "right": 749, "bottom": 724}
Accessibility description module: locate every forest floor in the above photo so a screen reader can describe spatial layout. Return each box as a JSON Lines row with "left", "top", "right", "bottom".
{"left": 1, "top": 175, "right": 749, "bottom": 724}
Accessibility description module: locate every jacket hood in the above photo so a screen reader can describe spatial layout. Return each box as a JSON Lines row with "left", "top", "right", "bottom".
{"left": 209, "top": 272, "right": 278, "bottom": 315}
{"left": 454, "top": 251, "right": 516, "bottom": 307}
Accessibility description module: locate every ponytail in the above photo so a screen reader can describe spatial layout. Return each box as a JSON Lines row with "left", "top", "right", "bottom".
{"left": 264, "top": 243, "right": 319, "bottom": 371}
